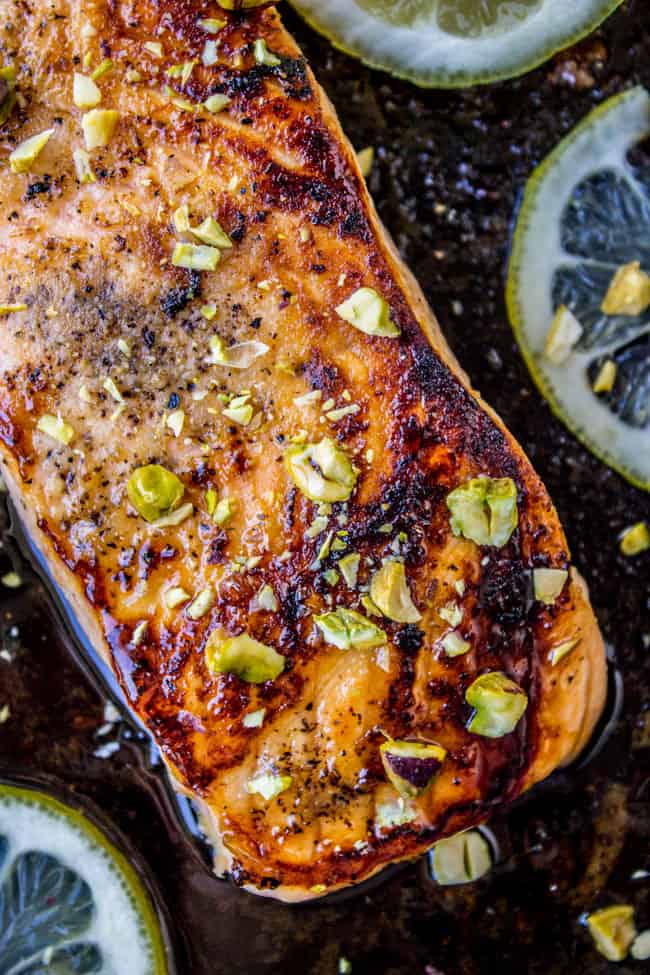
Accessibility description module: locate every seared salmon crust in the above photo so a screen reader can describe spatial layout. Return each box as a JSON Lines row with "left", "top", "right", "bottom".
{"left": 0, "top": 0, "right": 606, "bottom": 900}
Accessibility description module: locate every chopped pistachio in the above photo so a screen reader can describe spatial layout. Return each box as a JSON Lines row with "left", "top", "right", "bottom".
{"left": 294, "top": 389, "right": 322, "bottom": 407}
{"left": 357, "top": 146, "right": 374, "bottom": 179}
{"left": 166, "top": 409, "right": 185, "bottom": 437}
{"left": 533, "top": 567, "right": 568, "bottom": 604}
{"left": 253, "top": 38, "right": 281, "bottom": 67}
{"left": 454, "top": 579, "right": 466, "bottom": 597}
{"left": 338, "top": 553, "right": 360, "bottom": 588}
{"left": 465, "top": 671, "right": 528, "bottom": 738}
{"left": 36, "top": 414, "right": 74, "bottom": 446}
{"left": 131, "top": 621, "right": 148, "bottom": 646}
{"left": 592, "top": 359, "right": 617, "bottom": 394}
{"left": 149, "top": 501, "right": 194, "bottom": 529}
{"left": 544, "top": 305, "right": 583, "bottom": 364}
{"left": 285, "top": 438, "right": 357, "bottom": 504}
{"left": 380, "top": 739, "right": 446, "bottom": 799}
{"left": 246, "top": 773, "right": 292, "bottom": 801}
{"left": 586, "top": 905, "right": 636, "bottom": 962}
{"left": 323, "top": 568, "right": 339, "bottom": 586}
{"left": 254, "top": 584, "right": 278, "bottom": 613}
{"left": 314, "top": 607, "right": 386, "bottom": 651}
{"left": 200, "top": 303, "right": 217, "bottom": 320}
{"left": 0, "top": 303, "right": 27, "bottom": 314}
{"left": 213, "top": 497, "right": 235, "bottom": 526}
{"left": 210, "top": 335, "right": 268, "bottom": 369}
{"left": 631, "top": 930, "right": 650, "bottom": 961}
{"left": 73, "top": 73, "right": 101, "bottom": 109}
{"left": 375, "top": 795, "right": 417, "bottom": 830}
{"left": 205, "top": 631, "right": 285, "bottom": 682}
{"left": 165, "top": 87, "right": 196, "bottom": 112}
{"left": 187, "top": 588, "right": 215, "bottom": 620}
{"left": 82, "top": 109, "right": 119, "bottom": 150}
{"left": 102, "top": 377, "right": 123, "bottom": 403}
{"left": 310, "top": 884, "right": 327, "bottom": 895}
{"left": 218, "top": 0, "right": 268, "bottom": 6}
{"left": 432, "top": 831, "right": 492, "bottom": 886}
{"left": 9, "top": 128, "right": 55, "bottom": 174}
{"left": 223, "top": 399, "right": 254, "bottom": 426}
{"left": 548, "top": 637, "right": 580, "bottom": 666}
{"left": 172, "top": 242, "right": 220, "bottom": 272}
{"left": 620, "top": 521, "right": 650, "bottom": 557}
{"left": 202, "top": 40, "right": 219, "bottom": 67}
{"left": 447, "top": 476, "right": 518, "bottom": 548}
{"left": 117, "top": 339, "right": 130, "bottom": 357}
{"left": 370, "top": 561, "right": 421, "bottom": 623}
{"left": 164, "top": 587, "right": 191, "bottom": 610}
{"left": 127, "top": 464, "right": 184, "bottom": 523}
{"left": 326, "top": 404, "right": 360, "bottom": 422}
{"left": 203, "top": 93, "right": 231, "bottom": 113}
{"left": 601, "top": 261, "right": 650, "bottom": 316}
{"left": 73, "top": 148, "right": 96, "bottom": 183}
{"left": 198, "top": 17, "right": 226, "bottom": 33}
{"left": 336, "top": 287, "right": 399, "bottom": 338}
{"left": 1, "top": 572, "right": 22, "bottom": 589}
{"left": 243, "top": 708, "right": 266, "bottom": 729}
{"left": 338, "top": 959, "right": 352, "bottom": 975}
{"left": 438, "top": 601, "right": 463, "bottom": 627}
{"left": 192, "top": 216, "right": 232, "bottom": 249}
{"left": 360, "top": 594, "right": 381, "bottom": 617}
{"left": 126, "top": 69, "right": 142, "bottom": 83}
{"left": 172, "top": 204, "right": 190, "bottom": 233}
{"left": 91, "top": 58, "right": 113, "bottom": 81}
{"left": 144, "top": 41, "right": 163, "bottom": 58}
{"left": 440, "top": 631, "right": 470, "bottom": 658}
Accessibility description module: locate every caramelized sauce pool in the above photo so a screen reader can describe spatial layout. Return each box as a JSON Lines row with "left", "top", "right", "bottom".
{"left": 1, "top": 3, "right": 649, "bottom": 970}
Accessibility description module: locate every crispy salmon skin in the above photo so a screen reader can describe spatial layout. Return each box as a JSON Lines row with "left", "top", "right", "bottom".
{"left": 0, "top": 0, "right": 605, "bottom": 900}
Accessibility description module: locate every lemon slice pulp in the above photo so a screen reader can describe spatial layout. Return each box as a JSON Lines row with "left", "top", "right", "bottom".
{"left": 288, "top": 0, "right": 623, "bottom": 87}
{"left": 0, "top": 783, "right": 170, "bottom": 974}
{"left": 507, "top": 86, "right": 650, "bottom": 491}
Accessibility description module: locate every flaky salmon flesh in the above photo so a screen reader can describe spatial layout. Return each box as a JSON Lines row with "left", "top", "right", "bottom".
{"left": 0, "top": 0, "right": 606, "bottom": 901}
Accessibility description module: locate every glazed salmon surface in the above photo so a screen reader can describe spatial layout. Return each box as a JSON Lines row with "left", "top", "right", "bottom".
{"left": 0, "top": 0, "right": 606, "bottom": 899}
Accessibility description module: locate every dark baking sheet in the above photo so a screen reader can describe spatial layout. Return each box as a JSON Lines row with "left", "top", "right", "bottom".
{"left": 2, "top": 2, "right": 650, "bottom": 972}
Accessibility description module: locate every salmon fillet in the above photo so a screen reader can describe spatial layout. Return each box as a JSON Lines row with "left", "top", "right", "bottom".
{"left": 0, "top": 0, "right": 606, "bottom": 900}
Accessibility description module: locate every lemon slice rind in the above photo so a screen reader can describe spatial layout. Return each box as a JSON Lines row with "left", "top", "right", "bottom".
{"left": 288, "top": 0, "right": 623, "bottom": 88}
{"left": 0, "top": 783, "right": 169, "bottom": 975}
{"left": 507, "top": 86, "right": 650, "bottom": 490}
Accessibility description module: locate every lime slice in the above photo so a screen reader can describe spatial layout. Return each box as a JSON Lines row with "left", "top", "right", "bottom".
{"left": 0, "top": 784, "right": 169, "bottom": 974}
{"left": 507, "top": 86, "right": 650, "bottom": 491}
{"left": 288, "top": 0, "right": 623, "bottom": 87}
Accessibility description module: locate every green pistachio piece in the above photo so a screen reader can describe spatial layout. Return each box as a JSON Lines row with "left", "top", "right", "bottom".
{"left": 533, "top": 567, "right": 568, "bottom": 604}
{"left": 314, "top": 607, "right": 386, "bottom": 651}
{"left": 370, "top": 560, "right": 421, "bottom": 623}
{"left": 379, "top": 739, "right": 446, "bottom": 799}
{"left": 285, "top": 437, "right": 357, "bottom": 503}
{"left": 36, "top": 413, "right": 74, "bottom": 446}
{"left": 446, "top": 476, "right": 518, "bottom": 548}
{"left": 242, "top": 708, "right": 266, "bottom": 729}
{"left": 172, "top": 242, "right": 220, "bottom": 272}
{"left": 335, "top": 287, "right": 400, "bottom": 338}
{"left": 465, "top": 671, "right": 528, "bottom": 738}
{"left": 432, "top": 830, "right": 492, "bottom": 886}
{"left": 253, "top": 38, "right": 281, "bottom": 67}
{"left": 193, "top": 216, "right": 232, "bottom": 248}
{"left": 127, "top": 464, "right": 185, "bottom": 523}
{"left": 73, "top": 72, "right": 101, "bottom": 109}
{"left": 620, "top": 521, "right": 650, "bottom": 557}
{"left": 205, "top": 631, "right": 285, "bottom": 683}
{"left": 440, "top": 631, "right": 470, "bottom": 658}
{"left": 375, "top": 796, "right": 417, "bottom": 830}
{"left": 203, "top": 93, "right": 230, "bottom": 113}
{"left": 81, "top": 109, "right": 119, "bottom": 150}
{"left": 548, "top": 637, "right": 580, "bottom": 666}
{"left": 338, "top": 552, "right": 360, "bottom": 588}
{"left": 586, "top": 906, "right": 636, "bottom": 962}
{"left": 9, "top": 128, "right": 55, "bottom": 174}
{"left": 246, "top": 773, "right": 292, "bottom": 801}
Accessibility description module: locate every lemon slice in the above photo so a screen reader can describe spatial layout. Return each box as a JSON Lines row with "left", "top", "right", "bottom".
{"left": 0, "top": 783, "right": 170, "bottom": 974}
{"left": 507, "top": 86, "right": 650, "bottom": 490}
{"left": 288, "top": 0, "right": 623, "bottom": 87}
